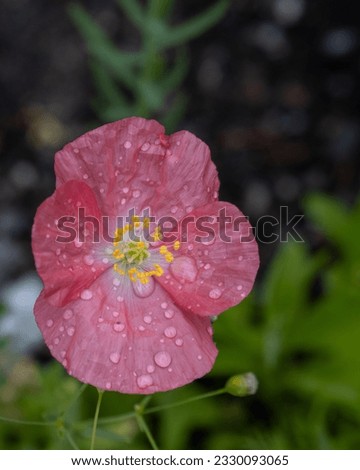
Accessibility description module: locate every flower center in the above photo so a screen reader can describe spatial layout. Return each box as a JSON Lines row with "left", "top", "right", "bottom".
{"left": 112, "top": 216, "right": 180, "bottom": 285}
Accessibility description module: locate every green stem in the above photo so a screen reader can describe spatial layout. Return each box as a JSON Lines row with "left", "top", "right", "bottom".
{"left": 64, "top": 383, "right": 88, "bottom": 418}
{"left": 0, "top": 416, "right": 55, "bottom": 427}
{"left": 64, "top": 429, "right": 79, "bottom": 450}
{"left": 88, "top": 387, "right": 226, "bottom": 426}
{"left": 135, "top": 412, "right": 159, "bottom": 450}
{"left": 144, "top": 388, "right": 226, "bottom": 415}
{"left": 90, "top": 389, "right": 104, "bottom": 450}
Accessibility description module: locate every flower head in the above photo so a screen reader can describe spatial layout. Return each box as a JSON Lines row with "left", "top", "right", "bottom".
{"left": 32, "top": 117, "right": 259, "bottom": 394}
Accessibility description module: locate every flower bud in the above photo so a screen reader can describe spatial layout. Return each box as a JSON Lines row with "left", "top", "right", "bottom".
{"left": 225, "top": 372, "right": 258, "bottom": 397}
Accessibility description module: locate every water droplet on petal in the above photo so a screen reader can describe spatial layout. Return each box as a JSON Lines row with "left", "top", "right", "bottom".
{"left": 83, "top": 173, "right": 89, "bottom": 180}
{"left": 164, "top": 309, "right": 174, "bottom": 319}
{"left": 161, "top": 302, "right": 168, "bottom": 309}
{"left": 80, "top": 289, "right": 93, "bottom": 300}
{"left": 204, "top": 263, "right": 211, "bottom": 270}
{"left": 113, "top": 322, "right": 125, "bottom": 332}
{"left": 154, "top": 351, "right": 172, "bottom": 368}
{"left": 54, "top": 337, "right": 60, "bottom": 345}
{"left": 124, "top": 140, "right": 132, "bottom": 149}
{"left": 143, "top": 315, "right": 152, "bottom": 324}
{"left": 105, "top": 382, "right": 112, "bottom": 390}
{"left": 112, "top": 277, "right": 121, "bottom": 287}
{"left": 137, "top": 374, "right": 153, "bottom": 389}
{"left": 138, "top": 325, "right": 145, "bottom": 332}
{"left": 74, "top": 239, "right": 83, "bottom": 248}
{"left": 175, "top": 338, "right": 183, "bottom": 347}
{"left": 209, "top": 288, "right": 222, "bottom": 299}
{"left": 83, "top": 255, "right": 94, "bottom": 266}
{"left": 112, "top": 311, "right": 120, "bottom": 318}
{"left": 238, "top": 255, "right": 243, "bottom": 261}
{"left": 46, "top": 319, "right": 54, "bottom": 327}
{"left": 170, "top": 256, "right": 198, "bottom": 283}
{"left": 164, "top": 327, "right": 177, "bottom": 338}
{"left": 63, "top": 309, "right": 73, "bottom": 320}
{"left": 110, "top": 352, "right": 120, "bottom": 364}
{"left": 207, "top": 326, "right": 213, "bottom": 336}
{"left": 132, "top": 189, "right": 141, "bottom": 198}
{"left": 237, "top": 285, "right": 243, "bottom": 291}
{"left": 67, "top": 327, "right": 75, "bottom": 336}
{"left": 123, "top": 186, "right": 129, "bottom": 193}
{"left": 170, "top": 206, "right": 178, "bottom": 214}
{"left": 141, "top": 142, "right": 150, "bottom": 151}
{"left": 132, "top": 277, "right": 155, "bottom": 298}
{"left": 147, "top": 365, "right": 155, "bottom": 373}
{"left": 117, "top": 295, "right": 124, "bottom": 302}
{"left": 197, "top": 355, "right": 202, "bottom": 360}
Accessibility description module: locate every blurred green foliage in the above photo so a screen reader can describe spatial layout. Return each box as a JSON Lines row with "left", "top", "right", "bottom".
{"left": 1, "top": 193, "right": 359, "bottom": 449}
{"left": 68, "top": 0, "right": 230, "bottom": 131}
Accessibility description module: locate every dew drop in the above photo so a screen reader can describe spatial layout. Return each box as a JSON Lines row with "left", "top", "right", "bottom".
{"left": 164, "top": 327, "right": 177, "bottom": 338}
{"left": 117, "top": 295, "right": 124, "bottom": 302}
{"left": 102, "top": 257, "right": 109, "bottom": 264}
{"left": 113, "top": 322, "right": 125, "bottom": 333}
{"left": 46, "top": 319, "right": 54, "bottom": 328}
{"left": 67, "top": 327, "right": 75, "bottom": 337}
{"left": 132, "top": 277, "right": 155, "bottom": 298}
{"left": 170, "top": 206, "right": 178, "bottom": 214}
{"left": 55, "top": 248, "right": 61, "bottom": 256}
{"left": 112, "top": 277, "right": 121, "bottom": 287}
{"left": 112, "top": 311, "right": 120, "bottom": 318}
{"left": 209, "top": 288, "right": 222, "bottom": 299}
{"left": 109, "top": 352, "right": 120, "bottom": 364}
{"left": 207, "top": 326, "right": 213, "bottom": 336}
{"left": 170, "top": 256, "right": 198, "bottom": 283}
{"left": 80, "top": 289, "right": 93, "bottom": 300}
{"left": 121, "top": 198, "right": 126, "bottom": 205}
{"left": 185, "top": 205, "right": 194, "bottom": 214}
{"left": 137, "top": 374, "right": 153, "bottom": 389}
{"left": 124, "top": 140, "right": 132, "bottom": 149}
{"left": 60, "top": 350, "right": 66, "bottom": 358}
{"left": 164, "top": 309, "right": 174, "bottom": 319}
{"left": 161, "top": 302, "right": 168, "bottom": 309}
{"left": 175, "top": 338, "right": 183, "bottom": 347}
{"left": 237, "top": 285, "right": 243, "bottom": 291}
{"left": 123, "top": 186, "right": 129, "bottom": 193}
{"left": 138, "top": 325, "right": 145, "bottom": 332}
{"left": 105, "top": 382, "right": 112, "bottom": 390}
{"left": 63, "top": 309, "right": 73, "bottom": 320}
{"left": 204, "top": 263, "right": 211, "bottom": 270}
{"left": 83, "top": 255, "right": 94, "bottom": 266}
{"left": 83, "top": 173, "right": 89, "bottom": 180}
{"left": 54, "top": 337, "right": 60, "bottom": 345}
{"left": 132, "top": 189, "right": 141, "bottom": 198}
{"left": 74, "top": 239, "right": 83, "bottom": 248}
{"left": 147, "top": 364, "right": 155, "bottom": 373}
{"left": 197, "top": 355, "right": 202, "bottom": 360}
{"left": 238, "top": 255, "right": 244, "bottom": 261}
{"left": 154, "top": 351, "right": 172, "bottom": 368}
{"left": 143, "top": 315, "right": 152, "bottom": 324}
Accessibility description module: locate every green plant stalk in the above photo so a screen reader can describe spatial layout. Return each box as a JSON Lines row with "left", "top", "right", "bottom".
{"left": 90, "top": 389, "right": 105, "bottom": 450}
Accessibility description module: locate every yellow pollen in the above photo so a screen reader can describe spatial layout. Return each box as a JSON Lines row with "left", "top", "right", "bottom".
{"left": 173, "top": 241, "right": 180, "bottom": 250}
{"left": 152, "top": 226, "right": 162, "bottom": 241}
{"left": 111, "top": 218, "right": 172, "bottom": 285}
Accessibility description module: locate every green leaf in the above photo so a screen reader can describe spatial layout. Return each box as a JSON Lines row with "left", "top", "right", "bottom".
{"left": 89, "top": 59, "right": 129, "bottom": 109}
{"left": 162, "top": 0, "right": 230, "bottom": 49}
{"left": 68, "top": 3, "right": 141, "bottom": 88}
{"left": 160, "top": 48, "right": 189, "bottom": 94}
{"left": 116, "top": 0, "right": 146, "bottom": 30}
{"left": 304, "top": 193, "right": 350, "bottom": 246}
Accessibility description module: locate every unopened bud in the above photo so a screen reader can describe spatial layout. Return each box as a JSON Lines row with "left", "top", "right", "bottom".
{"left": 225, "top": 373, "right": 258, "bottom": 397}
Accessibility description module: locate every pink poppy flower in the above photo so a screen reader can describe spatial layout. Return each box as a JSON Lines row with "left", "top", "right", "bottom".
{"left": 32, "top": 117, "right": 259, "bottom": 394}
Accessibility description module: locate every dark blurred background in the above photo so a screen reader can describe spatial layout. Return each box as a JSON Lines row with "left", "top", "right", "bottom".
{"left": 0, "top": 0, "right": 359, "bottom": 450}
